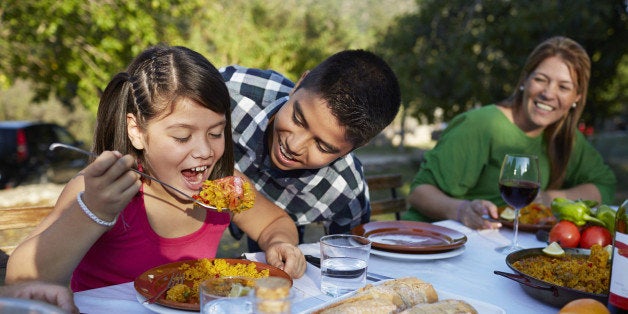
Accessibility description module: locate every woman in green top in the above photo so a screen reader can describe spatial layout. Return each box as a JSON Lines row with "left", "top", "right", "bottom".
{"left": 405, "top": 36, "right": 616, "bottom": 229}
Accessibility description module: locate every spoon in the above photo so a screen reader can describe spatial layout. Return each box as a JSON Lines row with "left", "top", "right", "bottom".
{"left": 48, "top": 143, "right": 223, "bottom": 212}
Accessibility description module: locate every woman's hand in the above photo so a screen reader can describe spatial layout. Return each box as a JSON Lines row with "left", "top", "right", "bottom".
{"left": 457, "top": 199, "right": 501, "bottom": 230}
{"left": 264, "top": 242, "right": 306, "bottom": 279}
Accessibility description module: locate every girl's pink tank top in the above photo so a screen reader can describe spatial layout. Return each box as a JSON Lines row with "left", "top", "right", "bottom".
{"left": 70, "top": 190, "right": 230, "bottom": 292}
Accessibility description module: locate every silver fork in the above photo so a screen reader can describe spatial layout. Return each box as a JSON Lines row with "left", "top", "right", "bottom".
{"left": 49, "top": 143, "right": 224, "bottom": 212}
{"left": 144, "top": 272, "right": 185, "bottom": 304}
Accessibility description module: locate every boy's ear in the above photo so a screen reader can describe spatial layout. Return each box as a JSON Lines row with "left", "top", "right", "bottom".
{"left": 127, "top": 113, "right": 145, "bottom": 150}
{"left": 290, "top": 70, "right": 309, "bottom": 96}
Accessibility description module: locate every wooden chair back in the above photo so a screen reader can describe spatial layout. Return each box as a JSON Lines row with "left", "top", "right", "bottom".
{"left": 366, "top": 174, "right": 407, "bottom": 220}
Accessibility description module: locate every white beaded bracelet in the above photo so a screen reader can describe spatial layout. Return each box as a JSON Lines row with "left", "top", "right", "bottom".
{"left": 77, "top": 191, "right": 117, "bottom": 227}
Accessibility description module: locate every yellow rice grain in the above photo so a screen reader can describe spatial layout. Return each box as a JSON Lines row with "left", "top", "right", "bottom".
{"left": 165, "top": 258, "right": 270, "bottom": 303}
{"left": 512, "top": 244, "right": 610, "bottom": 294}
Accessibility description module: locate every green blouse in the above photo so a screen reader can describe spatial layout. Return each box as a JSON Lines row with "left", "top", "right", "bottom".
{"left": 404, "top": 105, "right": 616, "bottom": 222}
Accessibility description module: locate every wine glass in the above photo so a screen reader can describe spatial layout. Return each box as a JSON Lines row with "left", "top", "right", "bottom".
{"left": 496, "top": 154, "right": 540, "bottom": 254}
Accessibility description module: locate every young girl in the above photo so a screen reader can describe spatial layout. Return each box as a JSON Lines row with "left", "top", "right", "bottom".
{"left": 6, "top": 45, "right": 305, "bottom": 292}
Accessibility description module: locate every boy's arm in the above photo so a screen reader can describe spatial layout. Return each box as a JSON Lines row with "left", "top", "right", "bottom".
{"left": 231, "top": 171, "right": 305, "bottom": 278}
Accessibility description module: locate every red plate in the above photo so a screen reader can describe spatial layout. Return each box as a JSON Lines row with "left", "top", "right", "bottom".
{"left": 134, "top": 258, "right": 292, "bottom": 311}
{"left": 352, "top": 221, "right": 467, "bottom": 254}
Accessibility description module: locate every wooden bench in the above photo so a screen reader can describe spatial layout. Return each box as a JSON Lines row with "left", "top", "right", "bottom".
{"left": 366, "top": 173, "right": 407, "bottom": 220}
{"left": 0, "top": 205, "right": 53, "bottom": 255}
{"left": 0, "top": 205, "right": 53, "bottom": 284}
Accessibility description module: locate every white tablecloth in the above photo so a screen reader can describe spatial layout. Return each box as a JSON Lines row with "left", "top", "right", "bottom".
{"left": 74, "top": 220, "right": 559, "bottom": 313}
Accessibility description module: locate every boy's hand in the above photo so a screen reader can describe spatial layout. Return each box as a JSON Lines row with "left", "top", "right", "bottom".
{"left": 264, "top": 243, "right": 306, "bottom": 279}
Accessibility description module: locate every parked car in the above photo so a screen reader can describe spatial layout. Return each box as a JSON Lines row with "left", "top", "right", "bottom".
{"left": 0, "top": 121, "right": 89, "bottom": 189}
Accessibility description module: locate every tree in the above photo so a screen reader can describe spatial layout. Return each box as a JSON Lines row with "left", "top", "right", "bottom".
{"left": 185, "top": 0, "right": 413, "bottom": 81}
{"left": 0, "top": 0, "right": 202, "bottom": 113}
{"left": 376, "top": 0, "right": 628, "bottom": 125}
{"left": 0, "top": 0, "right": 412, "bottom": 116}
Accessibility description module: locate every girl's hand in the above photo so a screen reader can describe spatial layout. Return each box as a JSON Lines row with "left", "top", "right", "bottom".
{"left": 264, "top": 242, "right": 306, "bottom": 279}
{"left": 81, "top": 151, "right": 141, "bottom": 221}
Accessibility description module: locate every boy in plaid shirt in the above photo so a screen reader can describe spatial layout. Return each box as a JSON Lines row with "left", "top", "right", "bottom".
{"left": 221, "top": 50, "right": 401, "bottom": 251}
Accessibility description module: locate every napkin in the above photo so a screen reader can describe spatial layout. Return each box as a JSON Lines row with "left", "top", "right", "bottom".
{"left": 434, "top": 219, "right": 516, "bottom": 246}
{"left": 74, "top": 282, "right": 155, "bottom": 314}
{"left": 244, "top": 244, "right": 332, "bottom": 313}
{"left": 432, "top": 219, "right": 474, "bottom": 236}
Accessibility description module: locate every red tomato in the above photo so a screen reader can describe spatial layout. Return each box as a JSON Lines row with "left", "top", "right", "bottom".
{"left": 549, "top": 220, "right": 581, "bottom": 248}
{"left": 579, "top": 226, "right": 612, "bottom": 249}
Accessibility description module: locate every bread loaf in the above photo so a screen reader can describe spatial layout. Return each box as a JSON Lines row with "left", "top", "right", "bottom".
{"left": 312, "top": 298, "right": 398, "bottom": 314}
{"left": 398, "top": 299, "right": 478, "bottom": 314}
{"left": 312, "top": 277, "right": 478, "bottom": 314}
{"left": 312, "top": 277, "right": 439, "bottom": 314}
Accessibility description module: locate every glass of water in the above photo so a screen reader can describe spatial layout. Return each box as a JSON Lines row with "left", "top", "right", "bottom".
{"left": 319, "top": 234, "right": 371, "bottom": 297}
{"left": 200, "top": 277, "right": 254, "bottom": 314}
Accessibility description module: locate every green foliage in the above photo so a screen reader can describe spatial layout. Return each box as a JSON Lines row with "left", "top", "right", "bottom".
{"left": 0, "top": 0, "right": 202, "bottom": 113}
{"left": 0, "top": 0, "right": 411, "bottom": 118}
{"left": 377, "top": 0, "right": 628, "bottom": 125}
{"left": 0, "top": 80, "right": 94, "bottom": 144}
{"left": 187, "top": 0, "right": 412, "bottom": 80}
{"left": 2, "top": 0, "right": 624, "bottom": 130}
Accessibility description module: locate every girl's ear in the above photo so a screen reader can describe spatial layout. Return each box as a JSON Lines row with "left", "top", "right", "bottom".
{"left": 127, "top": 114, "right": 145, "bottom": 150}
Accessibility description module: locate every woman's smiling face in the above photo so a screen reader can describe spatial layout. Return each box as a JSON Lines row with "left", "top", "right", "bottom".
{"left": 518, "top": 55, "right": 581, "bottom": 136}
{"left": 269, "top": 88, "right": 353, "bottom": 171}
{"left": 129, "top": 97, "right": 226, "bottom": 194}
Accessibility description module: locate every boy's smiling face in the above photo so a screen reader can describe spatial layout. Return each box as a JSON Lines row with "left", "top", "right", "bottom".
{"left": 269, "top": 88, "right": 353, "bottom": 171}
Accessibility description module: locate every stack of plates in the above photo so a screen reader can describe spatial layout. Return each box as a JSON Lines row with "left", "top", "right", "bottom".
{"left": 351, "top": 221, "right": 467, "bottom": 261}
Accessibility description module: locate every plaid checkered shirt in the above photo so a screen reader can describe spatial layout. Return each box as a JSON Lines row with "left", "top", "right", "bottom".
{"left": 220, "top": 65, "right": 370, "bottom": 233}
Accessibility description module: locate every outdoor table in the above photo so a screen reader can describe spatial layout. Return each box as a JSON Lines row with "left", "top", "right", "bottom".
{"left": 74, "top": 220, "right": 559, "bottom": 313}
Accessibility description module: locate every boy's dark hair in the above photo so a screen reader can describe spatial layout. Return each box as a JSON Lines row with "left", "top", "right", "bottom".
{"left": 296, "top": 49, "right": 401, "bottom": 148}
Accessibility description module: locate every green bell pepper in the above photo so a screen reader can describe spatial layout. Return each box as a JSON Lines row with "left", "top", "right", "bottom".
{"left": 581, "top": 199, "right": 599, "bottom": 209}
{"left": 595, "top": 205, "right": 616, "bottom": 234}
{"left": 550, "top": 197, "right": 605, "bottom": 227}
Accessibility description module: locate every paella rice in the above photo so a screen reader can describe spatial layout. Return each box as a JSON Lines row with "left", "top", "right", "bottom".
{"left": 499, "top": 203, "right": 556, "bottom": 225}
{"left": 512, "top": 244, "right": 610, "bottom": 294}
{"left": 165, "top": 258, "right": 270, "bottom": 303}
{"left": 193, "top": 176, "right": 255, "bottom": 213}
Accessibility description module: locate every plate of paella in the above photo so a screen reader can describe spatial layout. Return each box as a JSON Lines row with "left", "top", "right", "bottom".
{"left": 498, "top": 203, "right": 557, "bottom": 232}
{"left": 134, "top": 258, "right": 291, "bottom": 311}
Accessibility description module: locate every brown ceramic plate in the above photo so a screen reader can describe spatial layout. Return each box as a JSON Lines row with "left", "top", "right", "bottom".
{"left": 351, "top": 221, "right": 467, "bottom": 253}
{"left": 498, "top": 204, "right": 556, "bottom": 232}
{"left": 499, "top": 219, "right": 555, "bottom": 232}
{"left": 134, "top": 258, "right": 292, "bottom": 311}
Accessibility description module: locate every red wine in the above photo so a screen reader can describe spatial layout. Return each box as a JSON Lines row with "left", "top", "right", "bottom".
{"left": 499, "top": 180, "right": 539, "bottom": 209}
{"left": 608, "top": 200, "right": 628, "bottom": 313}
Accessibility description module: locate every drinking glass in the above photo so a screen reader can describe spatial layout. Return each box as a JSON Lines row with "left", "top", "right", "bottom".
{"left": 200, "top": 277, "right": 254, "bottom": 314}
{"left": 495, "top": 154, "right": 540, "bottom": 254}
{"left": 319, "top": 234, "right": 371, "bottom": 297}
